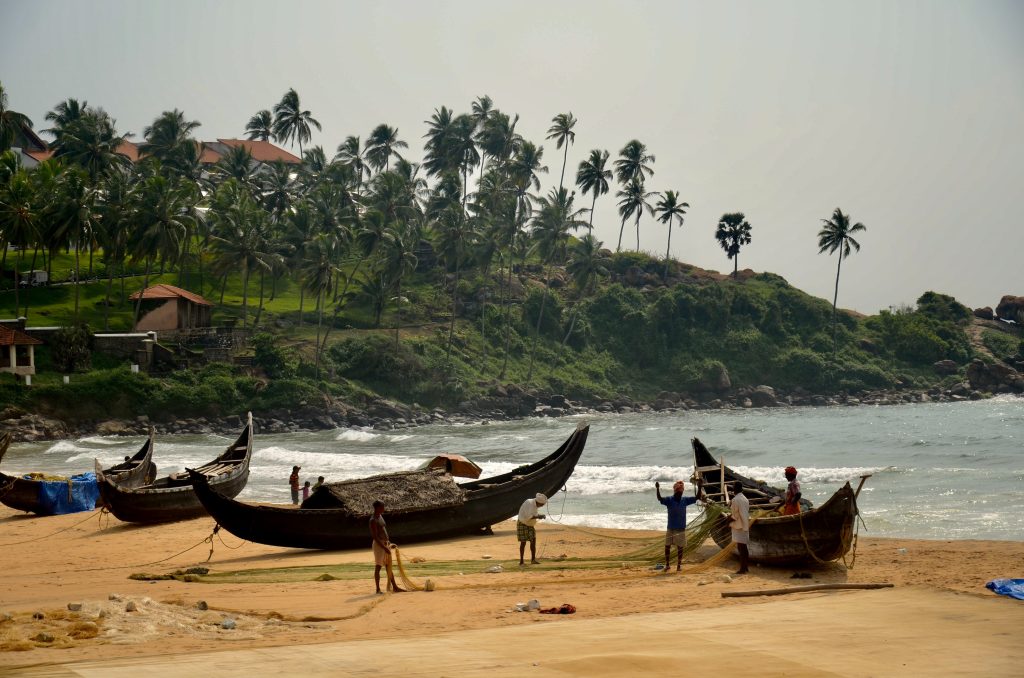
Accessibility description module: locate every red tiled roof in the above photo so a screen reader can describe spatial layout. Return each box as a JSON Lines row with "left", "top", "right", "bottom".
{"left": 25, "top": 149, "right": 54, "bottom": 162}
{"left": 116, "top": 140, "right": 141, "bottom": 162}
{"left": 216, "top": 139, "right": 301, "bottom": 164}
{"left": 198, "top": 145, "right": 223, "bottom": 164}
{"left": 0, "top": 326, "right": 43, "bottom": 346}
{"left": 128, "top": 284, "right": 213, "bottom": 306}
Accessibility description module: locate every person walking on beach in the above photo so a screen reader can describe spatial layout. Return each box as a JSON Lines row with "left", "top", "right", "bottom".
{"left": 783, "top": 466, "right": 801, "bottom": 515}
{"left": 517, "top": 493, "right": 547, "bottom": 566}
{"left": 370, "top": 500, "right": 404, "bottom": 594}
{"left": 655, "top": 479, "right": 702, "bottom": 571}
{"left": 289, "top": 465, "right": 301, "bottom": 505}
{"left": 729, "top": 481, "right": 750, "bottom": 574}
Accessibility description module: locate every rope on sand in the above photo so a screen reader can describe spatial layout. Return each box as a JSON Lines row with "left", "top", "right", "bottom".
{"left": 721, "top": 582, "right": 894, "bottom": 598}
{"left": 0, "top": 507, "right": 104, "bottom": 546}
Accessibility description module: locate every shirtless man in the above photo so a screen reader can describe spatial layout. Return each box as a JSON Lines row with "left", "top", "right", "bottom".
{"left": 369, "top": 500, "right": 404, "bottom": 594}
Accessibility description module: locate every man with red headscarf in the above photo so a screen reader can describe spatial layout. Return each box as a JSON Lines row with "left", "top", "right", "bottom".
{"left": 655, "top": 478, "right": 703, "bottom": 571}
{"left": 783, "top": 466, "right": 802, "bottom": 515}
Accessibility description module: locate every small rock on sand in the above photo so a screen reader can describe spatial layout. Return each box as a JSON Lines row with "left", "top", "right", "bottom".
{"left": 32, "top": 611, "right": 44, "bottom": 620}
{"left": 32, "top": 633, "right": 55, "bottom": 643}
{"left": 125, "top": 601, "right": 137, "bottom": 612}
{"left": 67, "top": 603, "right": 82, "bottom": 611}
{"left": 196, "top": 600, "right": 209, "bottom": 611}
{"left": 221, "top": 618, "right": 236, "bottom": 630}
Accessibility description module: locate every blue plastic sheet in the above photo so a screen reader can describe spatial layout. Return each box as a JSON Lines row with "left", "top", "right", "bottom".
{"left": 985, "top": 579, "right": 1024, "bottom": 600}
{"left": 33, "top": 472, "right": 99, "bottom": 515}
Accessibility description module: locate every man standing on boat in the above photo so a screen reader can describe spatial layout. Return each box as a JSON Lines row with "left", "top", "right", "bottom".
{"left": 289, "top": 465, "right": 301, "bottom": 505}
{"left": 370, "top": 500, "right": 404, "bottom": 594}
{"left": 517, "top": 493, "right": 547, "bottom": 565}
{"left": 655, "top": 479, "right": 702, "bottom": 571}
{"left": 729, "top": 481, "right": 750, "bottom": 575}
{"left": 783, "top": 466, "right": 802, "bottom": 515}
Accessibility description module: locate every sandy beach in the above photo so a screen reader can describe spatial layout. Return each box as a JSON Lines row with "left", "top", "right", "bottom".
{"left": 1, "top": 505, "right": 1022, "bottom": 676}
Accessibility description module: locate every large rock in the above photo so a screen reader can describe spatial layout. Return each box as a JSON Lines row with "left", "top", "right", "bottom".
{"left": 965, "top": 359, "right": 1024, "bottom": 393}
{"left": 748, "top": 385, "right": 778, "bottom": 407}
{"left": 698, "top": 364, "right": 731, "bottom": 392}
{"left": 973, "top": 307, "right": 994, "bottom": 320}
{"left": 96, "top": 420, "right": 132, "bottom": 436}
{"left": 933, "top": 360, "right": 959, "bottom": 375}
{"left": 995, "top": 295, "right": 1024, "bottom": 321}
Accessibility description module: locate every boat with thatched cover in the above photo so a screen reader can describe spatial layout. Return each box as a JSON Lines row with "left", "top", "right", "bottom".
{"left": 0, "top": 430, "right": 157, "bottom": 516}
{"left": 691, "top": 437, "right": 868, "bottom": 565}
{"left": 188, "top": 422, "right": 590, "bottom": 550}
{"left": 96, "top": 413, "right": 253, "bottom": 523}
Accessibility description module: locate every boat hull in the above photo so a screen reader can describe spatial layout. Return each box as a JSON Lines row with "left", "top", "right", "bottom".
{"left": 190, "top": 423, "right": 589, "bottom": 550}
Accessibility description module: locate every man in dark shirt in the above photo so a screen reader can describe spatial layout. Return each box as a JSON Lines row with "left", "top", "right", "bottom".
{"left": 656, "top": 479, "right": 702, "bottom": 571}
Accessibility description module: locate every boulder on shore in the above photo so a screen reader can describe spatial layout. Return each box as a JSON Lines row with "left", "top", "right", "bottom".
{"left": 973, "top": 307, "right": 994, "bottom": 320}
{"left": 995, "top": 295, "right": 1024, "bottom": 321}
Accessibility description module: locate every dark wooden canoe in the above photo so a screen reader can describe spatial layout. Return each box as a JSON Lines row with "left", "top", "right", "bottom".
{"left": 691, "top": 437, "right": 864, "bottom": 565}
{"left": 0, "top": 431, "right": 156, "bottom": 515}
{"left": 189, "top": 422, "right": 590, "bottom": 550}
{"left": 97, "top": 413, "right": 253, "bottom": 524}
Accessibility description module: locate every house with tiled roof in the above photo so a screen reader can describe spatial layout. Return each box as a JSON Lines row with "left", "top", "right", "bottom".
{"left": 128, "top": 284, "right": 213, "bottom": 332}
{"left": 0, "top": 323, "right": 42, "bottom": 377}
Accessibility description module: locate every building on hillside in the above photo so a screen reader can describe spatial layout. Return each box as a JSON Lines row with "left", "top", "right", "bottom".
{"left": 129, "top": 284, "right": 213, "bottom": 332}
{"left": 0, "top": 323, "right": 42, "bottom": 377}
{"left": 11, "top": 122, "right": 51, "bottom": 168}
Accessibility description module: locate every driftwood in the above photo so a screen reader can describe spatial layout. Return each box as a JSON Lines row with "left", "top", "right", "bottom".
{"left": 721, "top": 582, "right": 894, "bottom": 598}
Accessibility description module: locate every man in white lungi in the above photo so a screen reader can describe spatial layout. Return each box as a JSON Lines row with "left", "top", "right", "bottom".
{"left": 728, "top": 481, "right": 750, "bottom": 574}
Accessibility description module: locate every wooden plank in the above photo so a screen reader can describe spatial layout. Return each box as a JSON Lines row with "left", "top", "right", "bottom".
{"left": 721, "top": 583, "right": 894, "bottom": 598}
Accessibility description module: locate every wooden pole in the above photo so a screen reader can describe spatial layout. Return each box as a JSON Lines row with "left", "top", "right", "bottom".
{"left": 721, "top": 583, "right": 894, "bottom": 598}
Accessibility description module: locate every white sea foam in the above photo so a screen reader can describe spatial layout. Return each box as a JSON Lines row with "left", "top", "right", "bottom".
{"left": 336, "top": 429, "right": 381, "bottom": 442}
{"left": 45, "top": 441, "right": 85, "bottom": 454}
{"left": 78, "top": 436, "right": 125, "bottom": 446}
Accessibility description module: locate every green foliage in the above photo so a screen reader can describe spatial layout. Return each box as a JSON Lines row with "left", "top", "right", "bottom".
{"left": 916, "top": 291, "right": 971, "bottom": 325}
{"left": 328, "top": 334, "right": 427, "bottom": 390}
{"left": 608, "top": 250, "right": 661, "bottom": 275}
{"left": 521, "top": 288, "right": 564, "bottom": 338}
{"left": 864, "top": 309, "right": 971, "bottom": 364}
{"left": 982, "top": 330, "right": 1019, "bottom": 360}
{"left": 252, "top": 332, "right": 295, "bottom": 378}
{"left": 49, "top": 323, "right": 93, "bottom": 373}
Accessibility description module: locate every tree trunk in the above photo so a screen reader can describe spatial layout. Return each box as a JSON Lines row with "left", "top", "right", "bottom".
{"left": 664, "top": 216, "right": 673, "bottom": 279}
{"left": 315, "top": 286, "right": 324, "bottom": 378}
{"left": 104, "top": 262, "right": 114, "bottom": 331}
{"left": 499, "top": 251, "right": 515, "bottom": 380}
{"left": 559, "top": 145, "right": 568, "bottom": 192}
{"left": 241, "top": 265, "right": 250, "bottom": 329}
{"left": 831, "top": 250, "right": 843, "bottom": 354}
{"left": 13, "top": 249, "right": 21, "bottom": 318}
{"left": 445, "top": 258, "right": 460, "bottom": 374}
{"left": 616, "top": 216, "right": 627, "bottom": 252}
{"left": 588, "top": 194, "right": 597, "bottom": 234}
{"left": 133, "top": 258, "right": 153, "bottom": 329}
{"left": 254, "top": 269, "right": 265, "bottom": 327}
{"left": 298, "top": 286, "right": 305, "bottom": 328}
{"left": 394, "top": 274, "right": 402, "bottom": 352}
{"left": 733, "top": 254, "right": 738, "bottom": 279}
{"left": 526, "top": 260, "right": 552, "bottom": 382}
{"left": 73, "top": 236, "right": 81, "bottom": 322}
{"left": 635, "top": 212, "right": 642, "bottom": 251}
{"left": 22, "top": 246, "right": 39, "bottom": 318}
{"left": 219, "top": 273, "right": 228, "bottom": 305}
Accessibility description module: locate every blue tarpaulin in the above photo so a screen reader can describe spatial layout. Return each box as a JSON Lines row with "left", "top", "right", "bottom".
{"left": 32, "top": 472, "right": 99, "bottom": 515}
{"left": 985, "top": 579, "right": 1024, "bottom": 600}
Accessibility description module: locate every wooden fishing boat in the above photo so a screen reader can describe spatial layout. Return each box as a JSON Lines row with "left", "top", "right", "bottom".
{"left": 691, "top": 437, "right": 868, "bottom": 565}
{"left": 0, "top": 431, "right": 157, "bottom": 515}
{"left": 188, "top": 422, "right": 590, "bottom": 550}
{"left": 96, "top": 413, "right": 253, "bottom": 524}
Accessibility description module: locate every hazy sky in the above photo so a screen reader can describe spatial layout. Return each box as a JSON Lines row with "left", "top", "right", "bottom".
{"left": 3, "top": 0, "right": 1021, "bottom": 313}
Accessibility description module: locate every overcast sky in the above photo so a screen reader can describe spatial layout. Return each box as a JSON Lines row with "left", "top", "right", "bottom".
{"left": 3, "top": 0, "right": 1021, "bottom": 313}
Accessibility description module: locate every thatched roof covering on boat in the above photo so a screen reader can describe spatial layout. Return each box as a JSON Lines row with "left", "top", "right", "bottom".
{"left": 301, "top": 469, "right": 466, "bottom": 515}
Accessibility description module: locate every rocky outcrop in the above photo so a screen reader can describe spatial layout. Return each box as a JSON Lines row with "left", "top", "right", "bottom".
{"left": 933, "top": 359, "right": 959, "bottom": 375}
{"left": 995, "top": 295, "right": 1024, "bottom": 321}
{"left": 973, "top": 307, "right": 994, "bottom": 320}
{"left": 1, "top": 413, "right": 68, "bottom": 441}
{"left": 965, "top": 359, "right": 1024, "bottom": 393}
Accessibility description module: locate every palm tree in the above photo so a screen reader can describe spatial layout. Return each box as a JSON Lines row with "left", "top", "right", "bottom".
{"left": 654, "top": 190, "right": 689, "bottom": 278}
{"left": 614, "top": 139, "right": 655, "bottom": 184}
{"left": 615, "top": 177, "right": 655, "bottom": 252}
{"left": 562, "top": 233, "right": 610, "bottom": 344}
{"left": 470, "top": 95, "right": 494, "bottom": 180}
{"left": 0, "top": 168, "right": 39, "bottom": 315}
{"left": 244, "top": 109, "right": 273, "bottom": 142}
{"left": 140, "top": 109, "right": 201, "bottom": 171}
{"left": 212, "top": 144, "right": 258, "bottom": 191}
{"left": 546, "top": 112, "right": 577, "bottom": 191}
{"left": 50, "top": 108, "right": 130, "bottom": 182}
{"left": 476, "top": 111, "right": 521, "bottom": 167}
{"left": 299, "top": 232, "right": 339, "bottom": 376}
{"left": 334, "top": 135, "right": 369, "bottom": 191}
{"left": 272, "top": 89, "right": 321, "bottom": 158}
{"left": 43, "top": 98, "right": 89, "bottom": 146}
{"left": 129, "top": 174, "right": 197, "bottom": 327}
{"left": 96, "top": 168, "right": 136, "bottom": 329}
{"left": 51, "top": 168, "right": 99, "bottom": 320}
{"left": 526, "top": 187, "right": 586, "bottom": 380}
{"left": 380, "top": 223, "right": 418, "bottom": 351}
{"left": 0, "top": 83, "right": 33, "bottom": 152}
{"left": 365, "top": 124, "right": 408, "bottom": 173}
{"left": 817, "top": 207, "right": 867, "bottom": 352}
{"left": 575, "top": 149, "right": 611, "bottom": 233}
{"left": 433, "top": 208, "right": 479, "bottom": 370}
{"left": 715, "top": 212, "right": 753, "bottom": 279}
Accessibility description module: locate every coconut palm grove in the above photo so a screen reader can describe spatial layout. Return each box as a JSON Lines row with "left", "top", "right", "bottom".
{"left": 0, "top": 82, "right": 1018, "bottom": 422}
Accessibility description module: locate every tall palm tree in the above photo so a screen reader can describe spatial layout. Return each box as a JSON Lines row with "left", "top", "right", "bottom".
{"left": 212, "top": 144, "right": 258, "bottom": 191}
{"left": 299, "top": 232, "right": 339, "bottom": 376}
{"left": 433, "top": 208, "right": 479, "bottom": 370}
{"left": 51, "top": 168, "right": 100, "bottom": 321}
{"left": 476, "top": 111, "right": 521, "bottom": 167}
{"left": 715, "top": 212, "right": 753, "bottom": 279}
{"left": 470, "top": 95, "right": 494, "bottom": 181}
{"left": 334, "top": 135, "right": 369, "bottom": 191}
{"left": 0, "top": 83, "right": 33, "bottom": 152}
{"left": 272, "top": 89, "right": 321, "bottom": 159}
{"left": 654, "top": 190, "right": 689, "bottom": 278}
{"left": 140, "top": 109, "right": 201, "bottom": 171}
{"left": 365, "top": 124, "right": 408, "bottom": 173}
{"left": 526, "top": 187, "right": 586, "bottom": 380}
{"left": 0, "top": 168, "right": 39, "bottom": 314}
{"left": 546, "top": 112, "right": 577, "bottom": 191}
{"left": 615, "top": 177, "right": 655, "bottom": 252}
{"left": 817, "top": 207, "right": 867, "bottom": 352}
{"left": 575, "top": 149, "right": 611, "bottom": 233}
{"left": 50, "top": 108, "right": 131, "bottom": 182}
{"left": 96, "top": 168, "right": 136, "bottom": 329}
{"left": 129, "top": 174, "right": 197, "bottom": 327}
{"left": 42, "top": 97, "right": 89, "bottom": 149}
{"left": 380, "top": 223, "right": 418, "bottom": 351}
{"left": 614, "top": 139, "right": 655, "bottom": 184}
{"left": 562, "top": 233, "right": 610, "bottom": 345}
{"left": 244, "top": 109, "right": 273, "bottom": 142}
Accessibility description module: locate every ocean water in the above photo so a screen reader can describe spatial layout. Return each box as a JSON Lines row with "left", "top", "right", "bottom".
{"left": 4, "top": 397, "right": 1022, "bottom": 541}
